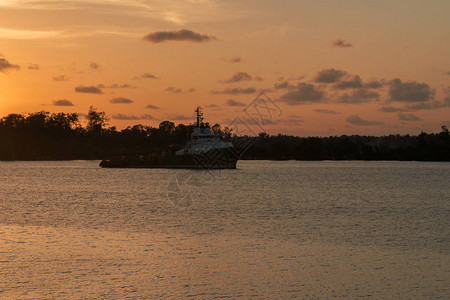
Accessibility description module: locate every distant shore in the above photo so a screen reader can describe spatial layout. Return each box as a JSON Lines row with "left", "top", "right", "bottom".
{"left": 1, "top": 109, "right": 449, "bottom": 162}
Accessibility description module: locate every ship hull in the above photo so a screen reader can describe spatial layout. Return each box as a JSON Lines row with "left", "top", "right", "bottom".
{"left": 99, "top": 148, "right": 238, "bottom": 169}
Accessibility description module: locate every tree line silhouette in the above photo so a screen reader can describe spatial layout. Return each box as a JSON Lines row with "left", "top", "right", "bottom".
{"left": 0, "top": 107, "right": 449, "bottom": 161}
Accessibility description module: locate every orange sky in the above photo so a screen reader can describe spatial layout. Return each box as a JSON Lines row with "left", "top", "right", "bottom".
{"left": 0, "top": 0, "right": 449, "bottom": 136}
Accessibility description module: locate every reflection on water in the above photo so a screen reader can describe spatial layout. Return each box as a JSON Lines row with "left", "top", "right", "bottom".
{"left": 0, "top": 160, "right": 449, "bottom": 298}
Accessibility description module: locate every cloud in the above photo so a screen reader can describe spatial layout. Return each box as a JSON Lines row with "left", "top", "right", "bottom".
{"left": 90, "top": 62, "right": 101, "bottom": 70}
{"left": 274, "top": 81, "right": 294, "bottom": 89}
{"left": 143, "top": 29, "right": 215, "bottom": 43}
{"left": 387, "top": 79, "right": 435, "bottom": 103}
{"left": 336, "top": 88, "right": 379, "bottom": 103}
{"left": 112, "top": 114, "right": 153, "bottom": 120}
{"left": 314, "top": 68, "right": 346, "bottom": 83}
{"left": 364, "top": 80, "right": 384, "bottom": 89}
{"left": 346, "top": 115, "right": 383, "bottom": 126}
{"left": 380, "top": 106, "right": 408, "bottom": 113}
{"left": 75, "top": 85, "right": 103, "bottom": 94}
{"left": 314, "top": 109, "right": 338, "bottom": 114}
{"left": 226, "top": 99, "right": 246, "bottom": 107}
{"left": 333, "top": 39, "right": 353, "bottom": 48}
{"left": 222, "top": 72, "right": 252, "bottom": 83}
{"left": 28, "top": 63, "right": 40, "bottom": 70}
{"left": 230, "top": 57, "right": 241, "bottom": 63}
{"left": 134, "top": 73, "right": 158, "bottom": 80}
{"left": 0, "top": 58, "right": 19, "bottom": 72}
{"left": 0, "top": 27, "right": 62, "bottom": 40}
{"left": 98, "top": 83, "right": 133, "bottom": 89}
{"left": 211, "top": 87, "right": 256, "bottom": 95}
{"left": 166, "top": 87, "right": 182, "bottom": 93}
{"left": 406, "top": 99, "right": 450, "bottom": 110}
{"left": 145, "top": 104, "right": 160, "bottom": 109}
{"left": 53, "top": 75, "right": 69, "bottom": 81}
{"left": 169, "top": 114, "right": 191, "bottom": 120}
{"left": 398, "top": 113, "right": 422, "bottom": 121}
{"left": 53, "top": 99, "right": 74, "bottom": 106}
{"left": 279, "top": 83, "right": 324, "bottom": 104}
{"left": 110, "top": 97, "right": 133, "bottom": 104}
{"left": 334, "top": 75, "right": 364, "bottom": 89}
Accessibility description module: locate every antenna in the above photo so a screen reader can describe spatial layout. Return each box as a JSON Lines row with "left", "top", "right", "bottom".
{"left": 195, "top": 106, "right": 204, "bottom": 127}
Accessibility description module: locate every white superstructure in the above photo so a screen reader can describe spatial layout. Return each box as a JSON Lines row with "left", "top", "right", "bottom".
{"left": 175, "top": 107, "right": 234, "bottom": 155}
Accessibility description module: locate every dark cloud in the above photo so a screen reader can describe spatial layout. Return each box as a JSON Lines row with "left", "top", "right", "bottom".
{"left": 90, "top": 62, "right": 101, "bottom": 70}
{"left": 398, "top": 113, "right": 422, "bottom": 121}
{"left": 274, "top": 81, "right": 293, "bottom": 89}
{"left": 98, "top": 83, "right": 133, "bottom": 89}
{"left": 53, "top": 99, "right": 74, "bottom": 106}
{"left": 226, "top": 99, "right": 246, "bottom": 107}
{"left": 314, "top": 109, "right": 338, "bottom": 114}
{"left": 336, "top": 88, "right": 379, "bottom": 103}
{"left": 28, "top": 64, "right": 40, "bottom": 70}
{"left": 0, "top": 58, "right": 19, "bottom": 72}
{"left": 333, "top": 39, "right": 353, "bottom": 48}
{"left": 145, "top": 104, "right": 160, "bottom": 109}
{"left": 110, "top": 97, "right": 133, "bottom": 104}
{"left": 166, "top": 86, "right": 182, "bottom": 93}
{"left": 134, "top": 73, "right": 158, "bottom": 80}
{"left": 75, "top": 85, "right": 103, "bottom": 94}
{"left": 406, "top": 99, "right": 450, "bottom": 110}
{"left": 169, "top": 114, "right": 191, "bottom": 120}
{"left": 334, "top": 75, "right": 364, "bottom": 89}
{"left": 347, "top": 115, "right": 383, "bottom": 126}
{"left": 230, "top": 57, "right": 241, "bottom": 63}
{"left": 112, "top": 114, "right": 153, "bottom": 120}
{"left": 143, "top": 29, "right": 216, "bottom": 43}
{"left": 222, "top": 72, "right": 253, "bottom": 83}
{"left": 165, "top": 86, "right": 195, "bottom": 93}
{"left": 314, "top": 68, "right": 346, "bottom": 83}
{"left": 446, "top": 71, "right": 450, "bottom": 75}
{"left": 279, "top": 83, "right": 324, "bottom": 104}
{"left": 388, "top": 79, "right": 435, "bottom": 103}
{"left": 211, "top": 87, "right": 256, "bottom": 95}
{"left": 380, "top": 106, "right": 408, "bottom": 113}
{"left": 53, "top": 75, "right": 69, "bottom": 81}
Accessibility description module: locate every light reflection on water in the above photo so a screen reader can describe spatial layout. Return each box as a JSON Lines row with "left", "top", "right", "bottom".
{"left": 0, "top": 160, "right": 449, "bottom": 298}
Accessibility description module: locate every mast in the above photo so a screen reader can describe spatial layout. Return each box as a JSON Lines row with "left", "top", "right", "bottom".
{"left": 195, "top": 106, "right": 204, "bottom": 127}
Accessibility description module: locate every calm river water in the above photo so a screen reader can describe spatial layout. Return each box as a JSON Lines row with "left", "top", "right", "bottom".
{"left": 0, "top": 160, "right": 449, "bottom": 298}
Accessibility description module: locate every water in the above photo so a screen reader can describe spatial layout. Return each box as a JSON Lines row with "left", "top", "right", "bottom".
{"left": 0, "top": 160, "right": 449, "bottom": 298}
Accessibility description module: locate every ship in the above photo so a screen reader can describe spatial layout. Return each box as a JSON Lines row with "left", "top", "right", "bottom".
{"left": 99, "top": 107, "right": 238, "bottom": 169}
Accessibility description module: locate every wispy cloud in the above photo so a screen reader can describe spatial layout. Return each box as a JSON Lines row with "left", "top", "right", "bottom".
{"left": 211, "top": 87, "right": 256, "bottom": 95}
{"left": 221, "top": 72, "right": 253, "bottom": 83}
{"left": 347, "top": 115, "right": 383, "bottom": 126}
{"left": 112, "top": 113, "right": 153, "bottom": 120}
{"left": 53, "top": 99, "right": 74, "bottom": 106}
{"left": 0, "top": 27, "right": 62, "bottom": 40}
{"left": 0, "top": 58, "right": 20, "bottom": 72}
{"left": 53, "top": 75, "right": 69, "bottom": 81}
{"left": 75, "top": 85, "right": 103, "bottom": 94}
{"left": 27, "top": 63, "right": 40, "bottom": 70}
{"left": 226, "top": 99, "right": 246, "bottom": 107}
{"left": 314, "top": 109, "right": 338, "bottom": 114}
{"left": 333, "top": 39, "right": 353, "bottom": 48}
{"left": 143, "top": 29, "right": 216, "bottom": 43}
{"left": 145, "top": 104, "right": 160, "bottom": 109}
{"left": 110, "top": 97, "right": 133, "bottom": 104}
{"left": 134, "top": 73, "right": 158, "bottom": 80}
{"left": 398, "top": 113, "right": 422, "bottom": 121}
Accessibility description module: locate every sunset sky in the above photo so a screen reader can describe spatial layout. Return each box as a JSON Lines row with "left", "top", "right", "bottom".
{"left": 0, "top": 0, "right": 449, "bottom": 136}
